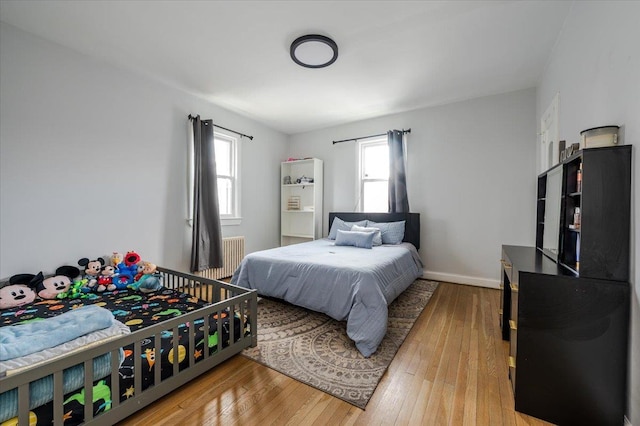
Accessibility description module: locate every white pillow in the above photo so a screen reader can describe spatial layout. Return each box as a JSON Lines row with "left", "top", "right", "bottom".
{"left": 328, "top": 217, "right": 367, "bottom": 240}
{"left": 334, "top": 230, "right": 375, "bottom": 249}
{"left": 351, "top": 225, "right": 382, "bottom": 246}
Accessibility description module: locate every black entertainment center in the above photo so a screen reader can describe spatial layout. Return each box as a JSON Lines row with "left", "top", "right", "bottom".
{"left": 500, "top": 145, "right": 632, "bottom": 425}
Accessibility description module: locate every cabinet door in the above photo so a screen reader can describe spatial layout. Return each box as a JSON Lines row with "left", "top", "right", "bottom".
{"left": 514, "top": 273, "right": 629, "bottom": 425}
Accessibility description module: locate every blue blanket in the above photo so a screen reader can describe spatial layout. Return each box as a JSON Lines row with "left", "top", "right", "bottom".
{"left": 0, "top": 305, "right": 115, "bottom": 361}
{"left": 231, "top": 238, "right": 423, "bottom": 357}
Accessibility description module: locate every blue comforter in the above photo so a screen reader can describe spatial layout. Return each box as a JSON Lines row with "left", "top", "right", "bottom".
{"left": 0, "top": 305, "right": 120, "bottom": 423}
{"left": 231, "top": 238, "right": 423, "bottom": 357}
{"left": 0, "top": 305, "right": 115, "bottom": 361}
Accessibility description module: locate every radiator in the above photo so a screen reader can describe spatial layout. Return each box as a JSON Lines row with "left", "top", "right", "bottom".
{"left": 195, "top": 236, "right": 245, "bottom": 280}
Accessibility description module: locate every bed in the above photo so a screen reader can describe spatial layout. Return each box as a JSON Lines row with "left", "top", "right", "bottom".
{"left": 231, "top": 212, "right": 422, "bottom": 357}
{"left": 0, "top": 267, "right": 257, "bottom": 425}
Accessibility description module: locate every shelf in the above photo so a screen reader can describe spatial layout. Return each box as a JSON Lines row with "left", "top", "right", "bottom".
{"left": 281, "top": 157, "right": 323, "bottom": 246}
{"left": 537, "top": 146, "right": 631, "bottom": 281}
{"left": 281, "top": 233, "right": 314, "bottom": 238}
{"left": 282, "top": 158, "right": 315, "bottom": 164}
{"left": 559, "top": 262, "right": 578, "bottom": 276}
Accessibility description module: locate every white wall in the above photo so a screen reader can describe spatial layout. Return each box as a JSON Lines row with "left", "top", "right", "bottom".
{"left": 0, "top": 22, "right": 288, "bottom": 278}
{"left": 536, "top": 2, "right": 640, "bottom": 423}
{"left": 289, "top": 88, "right": 537, "bottom": 287}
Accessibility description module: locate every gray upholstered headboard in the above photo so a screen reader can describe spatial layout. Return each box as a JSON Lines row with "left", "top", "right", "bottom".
{"left": 328, "top": 212, "right": 420, "bottom": 250}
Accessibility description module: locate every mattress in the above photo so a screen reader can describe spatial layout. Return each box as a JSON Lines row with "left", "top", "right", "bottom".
{"left": 231, "top": 238, "right": 423, "bottom": 357}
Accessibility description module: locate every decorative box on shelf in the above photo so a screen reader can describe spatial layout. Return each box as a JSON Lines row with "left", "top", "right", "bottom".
{"left": 287, "top": 196, "right": 301, "bottom": 210}
{"left": 580, "top": 125, "right": 619, "bottom": 149}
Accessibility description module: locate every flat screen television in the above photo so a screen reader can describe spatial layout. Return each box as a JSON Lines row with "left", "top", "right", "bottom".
{"left": 541, "top": 164, "right": 563, "bottom": 262}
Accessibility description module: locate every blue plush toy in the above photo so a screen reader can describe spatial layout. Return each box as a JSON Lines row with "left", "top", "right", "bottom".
{"left": 128, "top": 262, "right": 163, "bottom": 293}
{"left": 111, "top": 251, "right": 141, "bottom": 287}
{"left": 130, "top": 275, "right": 162, "bottom": 293}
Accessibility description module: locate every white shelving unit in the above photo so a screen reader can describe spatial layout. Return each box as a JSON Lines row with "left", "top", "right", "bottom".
{"left": 281, "top": 158, "right": 323, "bottom": 246}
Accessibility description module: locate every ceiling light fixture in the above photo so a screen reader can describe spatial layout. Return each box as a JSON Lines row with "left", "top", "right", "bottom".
{"left": 290, "top": 34, "right": 338, "bottom": 69}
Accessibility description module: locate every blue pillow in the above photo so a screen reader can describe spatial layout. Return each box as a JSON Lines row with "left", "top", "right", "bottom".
{"left": 328, "top": 217, "right": 368, "bottom": 240}
{"left": 351, "top": 224, "right": 383, "bottom": 246}
{"left": 366, "top": 220, "right": 406, "bottom": 245}
{"left": 334, "top": 230, "right": 375, "bottom": 249}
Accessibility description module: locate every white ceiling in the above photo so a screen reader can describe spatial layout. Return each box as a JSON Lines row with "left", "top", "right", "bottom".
{"left": 0, "top": 1, "right": 572, "bottom": 134}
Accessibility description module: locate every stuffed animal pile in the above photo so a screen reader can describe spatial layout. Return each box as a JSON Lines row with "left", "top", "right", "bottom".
{"left": 0, "top": 250, "right": 164, "bottom": 310}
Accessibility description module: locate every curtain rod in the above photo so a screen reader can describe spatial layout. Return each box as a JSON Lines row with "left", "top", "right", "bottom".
{"left": 332, "top": 128, "right": 411, "bottom": 144}
{"left": 188, "top": 114, "right": 254, "bottom": 140}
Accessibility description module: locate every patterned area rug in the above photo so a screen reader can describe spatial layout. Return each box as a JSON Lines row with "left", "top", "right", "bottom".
{"left": 242, "top": 279, "right": 439, "bottom": 409}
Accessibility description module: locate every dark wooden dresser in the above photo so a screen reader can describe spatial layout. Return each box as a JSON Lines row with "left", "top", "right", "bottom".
{"left": 500, "top": 245, "right": 629, "bottom": 425}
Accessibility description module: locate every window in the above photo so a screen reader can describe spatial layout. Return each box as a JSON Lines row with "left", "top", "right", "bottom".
{"left": 358, "top": 138, "right": 389, "bottom": 212}
{"left": 214, "top": 132, "right": 241, "bottom": 224}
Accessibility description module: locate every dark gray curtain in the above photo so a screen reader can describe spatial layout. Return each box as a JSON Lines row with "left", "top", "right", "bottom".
{"left": 190, "top": 115, "right": 223, "bottom": 272}
{"left": 388, "top": 129, "right": 410, "bottom": 212}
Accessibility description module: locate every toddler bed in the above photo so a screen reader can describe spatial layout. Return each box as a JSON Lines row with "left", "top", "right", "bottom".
{"left": 0, "top": 267, "right": 257, "bottom": 425}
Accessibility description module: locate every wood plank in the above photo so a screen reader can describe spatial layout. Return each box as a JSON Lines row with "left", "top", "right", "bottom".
{"left": 117, "top": 283, "right": 553, "bottom": 426}
{"left": 286, "top": 392, "right": 331, "bottom": 425}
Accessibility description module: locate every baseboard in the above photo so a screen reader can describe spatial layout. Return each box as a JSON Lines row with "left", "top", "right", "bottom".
{"left": 422, "top": 270, "right": 500, "bottom": 289}
{"left": 625, "top": 415, "right": 632, "bottom": 426}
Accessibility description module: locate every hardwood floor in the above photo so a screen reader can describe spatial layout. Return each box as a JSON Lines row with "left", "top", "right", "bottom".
{"left": 118, "top": 283, "right": 553, "bottom": 426}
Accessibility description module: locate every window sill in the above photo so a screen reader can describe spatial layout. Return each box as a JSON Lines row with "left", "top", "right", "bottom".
{"left": 221, "top": 217, "right": 242, "bottom": 226}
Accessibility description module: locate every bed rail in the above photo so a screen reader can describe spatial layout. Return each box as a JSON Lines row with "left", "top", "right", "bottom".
{"left": 1, "top": 268, "right": 257, "bottom": 426}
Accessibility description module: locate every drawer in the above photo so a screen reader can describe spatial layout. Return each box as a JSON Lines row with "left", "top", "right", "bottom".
{"left": 510, "top": 281, "right": 519, "bottom": 322}
{"left": 501, "top": 257, "right": 513, "bottom": 283}
{"left": 499, "top": 280, "right": 505, "bottom": 330}
{"left": 508, "top": 355, "right": 516, "bottom": 394}
{"left": 499, "top": 253, "right": 513, "bottom": 341}
{"left": 509, "top": 321, "right": 517, "bottom": 359}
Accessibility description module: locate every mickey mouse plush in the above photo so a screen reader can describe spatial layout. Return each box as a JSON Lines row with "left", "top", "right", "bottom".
{"left": 36, "top": 266, "right": 81, "bottom": 299}
{"left": 97, "top": 265, "right": 118, "bottom": 292}
{"left": 78, "top": 257, "right": 105, "bottom": 288}
{"left": 0, "top": 274, "right": 38, "bottom": 309}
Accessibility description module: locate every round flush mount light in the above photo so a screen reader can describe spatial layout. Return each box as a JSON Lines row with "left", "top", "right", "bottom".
{"left": 290, "top": 34, "right": 338, "bottom": 68}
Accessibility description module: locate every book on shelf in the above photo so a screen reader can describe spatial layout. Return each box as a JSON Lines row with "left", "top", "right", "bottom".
{"left": 576, "top": 233, "right": 580, "bottom": 271}
{"left": 576, "top": 163, "right": 583, "bottom": 192}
